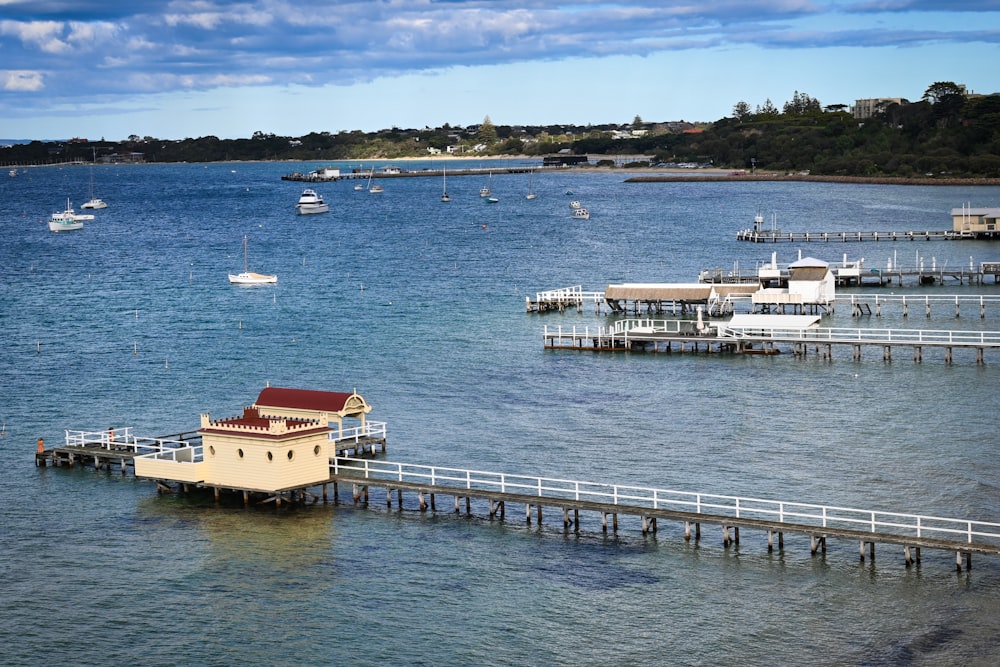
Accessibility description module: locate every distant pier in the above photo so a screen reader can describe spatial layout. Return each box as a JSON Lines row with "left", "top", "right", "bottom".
{"left": 542, "top": 319, "right": 1000, "bottom": 364}
{"left": 282, "top": 165, "right": 537, "bottom": 183}
{"left": 737, "top": 229, "right": 1000, "bottom": 242}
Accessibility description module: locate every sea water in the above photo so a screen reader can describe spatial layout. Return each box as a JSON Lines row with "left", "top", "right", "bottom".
{"left": 1, "top": 162, "right": 1000, "bottom": 665}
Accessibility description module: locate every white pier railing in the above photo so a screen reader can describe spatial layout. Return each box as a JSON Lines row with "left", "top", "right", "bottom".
{"left": 331, "top": 457, "right": 1000, "bottom": 547}
{"left": 719, "top": 325, "right": 1000, "bottom": 347}
{"left": 64, "top": 428, "right": 193, "bottom": 453}
{"left": 330, "top": 421, "right": 386, "bottom": 443}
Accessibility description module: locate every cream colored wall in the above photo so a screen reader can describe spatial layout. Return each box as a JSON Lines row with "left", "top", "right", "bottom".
{"left": 202, "top": 431, "right": 331, "bottom": 492}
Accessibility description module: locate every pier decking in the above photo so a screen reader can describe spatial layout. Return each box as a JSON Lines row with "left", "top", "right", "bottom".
{"left": 542, "top": 319, "right": 1000, "bottom": 363}
{"left": 328, "top": 457, "right": 1000, "bottom": 570}
{"left": 282, "top": 166, "right": 537, "bottom": 183}
{"left": 35, "top": 424, "right": 388, "bottom": 474}
{"left": 736, "top": 229, "right": 997, "bottom": 242}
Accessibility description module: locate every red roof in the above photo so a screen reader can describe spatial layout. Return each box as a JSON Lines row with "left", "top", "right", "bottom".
{"left": 255, "top": 387, "right": 356, "bottom": 413}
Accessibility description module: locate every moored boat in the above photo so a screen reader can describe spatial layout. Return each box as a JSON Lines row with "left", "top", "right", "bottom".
{"left": 48, "top": 199, "right": 93, "bottom": 232}
{"left": 229, "top": 235, "right": 277, "bottom": 285}
{"left": 296, "top": 188, "right": 329, "bottom": 215}
{"left": 571, "top": 207, "right": 590, "bottom": 220}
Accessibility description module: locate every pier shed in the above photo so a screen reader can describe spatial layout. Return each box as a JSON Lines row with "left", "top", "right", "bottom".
{"left": 752, "top": 257, "right": 835, "bottom": 314}
{"left": 254, "top": 387, "right": 372, "bottom": 440}
{"left": 952, "top": 207, "right": 1000, "bottom": 236}
{"left": 605, "top": 283, "right": 758, "bottom": 315}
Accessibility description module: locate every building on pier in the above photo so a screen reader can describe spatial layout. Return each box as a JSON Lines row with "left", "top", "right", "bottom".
{"left": 133, "top": 387, "right": 375, "bottom": 495}
{"left": 951, "top": 206, "right": 1000, "bottom": 235}
{"left": 753, "top": 257, "right": 835, "bottom": 314}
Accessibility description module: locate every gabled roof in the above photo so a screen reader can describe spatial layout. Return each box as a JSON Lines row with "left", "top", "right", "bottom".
{"left": 255, "top": 387, "right": 359, "bottom": 413}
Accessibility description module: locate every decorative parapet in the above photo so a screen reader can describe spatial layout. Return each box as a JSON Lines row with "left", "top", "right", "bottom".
{"left": 199, "top": 409, "right": 324, "bottom": 436}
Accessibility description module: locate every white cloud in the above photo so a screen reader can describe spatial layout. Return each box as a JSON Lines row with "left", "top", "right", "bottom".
{"left": 2, "top": 70, "right": 44, "bottom": 91}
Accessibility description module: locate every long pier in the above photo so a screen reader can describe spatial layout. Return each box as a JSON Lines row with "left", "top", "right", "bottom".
{"left": 736, "top": 229, "right": 997, "bottom": 242}
{"left": 282, "top": 165, "right": 537, "bottom": 182}
{"left": 329, "top": 457, "right": 1000, "bottom": 571}
{"left": 542, "top": 319, "right": 1000, "bottom": 363}
{"left": 35, "top": 432, "right": 1000, "bottom": 571}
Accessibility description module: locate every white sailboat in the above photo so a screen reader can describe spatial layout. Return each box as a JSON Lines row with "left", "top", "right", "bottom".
{"left": 526, "top": 170, "right": 537, "bottom": 200}
{"left": 441, "top": 166, "right": 451, "bottom": 202}
{"left": 479, "top": 171, "right": 492, "bottom": 198}
{"left": 228, "top": 235, "right": 277, "bottom": 285}
{"left": 367, "top": 168, "right": 383, "bottom": 193}
{"left": 81, "top": 148, "right": 107, "bottom": 209}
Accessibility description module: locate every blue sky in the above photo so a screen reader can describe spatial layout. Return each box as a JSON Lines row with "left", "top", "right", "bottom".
{"left": 1, "top": 1, "right": 998, "bottom": 140}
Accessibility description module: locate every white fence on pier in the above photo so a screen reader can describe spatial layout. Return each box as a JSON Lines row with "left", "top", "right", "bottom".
{"left": 332, "top": 457, "right": 1000, "bottom": 547}
{"left": 720, "top": 324, "right": 1000, "bottom": 348}
{"left": 331, "top": 421, "right": 386, "bottom": 443}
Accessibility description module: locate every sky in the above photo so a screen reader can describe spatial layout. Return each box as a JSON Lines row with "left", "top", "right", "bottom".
{"left": 0, "top": 1, "right": 998, "bottom": 141}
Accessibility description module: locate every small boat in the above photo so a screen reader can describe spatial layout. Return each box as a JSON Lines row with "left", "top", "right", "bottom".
{"left": 354, "top": 164, "right": 365, "bottom": 190}
{"left": 480, "top": 171, "right": 493, "bottom": 198}
{"left": 569, "top": 201, "right": 581, "bottom": 209}
{"left": 366, "top": 168, "right": 383, "bottom": 193}
{"left": 229, "top": 235, "right": 277, "bottom": 285}
{"left": 369, "top": 182, "right": 384, "bottom": 193}
{"left": 526, "top": 170, "right": 537, "bottom": 200}
{"left": 486, "top": 196, "right": 499, "bottom": 203}
{"left": 441, "top": 166, "right": 451, "bottom": 202}
{"left": 9, "top": 168, "right": 17, "bottom": 177}
{"left": 571, "top": 207, "right": 590, "bottom": 220}
{"left": 295, "top": 188, "right": 329, "bottom": 215}
{"left": 48, "top": 199, "right": 93, "bottom": 232}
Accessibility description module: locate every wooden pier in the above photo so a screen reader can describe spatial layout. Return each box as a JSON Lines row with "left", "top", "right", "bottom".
{"left": 282, "top": 165, "right": 537, "bottom": 183}
{"left": 35, "top": 424, "right": 387, "bottom": 474}
{"left": 542, "top": 319, "right": 1000, "bottom": 364}
{"left": 736, "top": 229, "right": 997, "bottom": 243}
{"left": 328, "top": 457, "right": 1000, "bottom": 571}
{"left": 844, "top": 294, "right": 1000, "bottom": 318}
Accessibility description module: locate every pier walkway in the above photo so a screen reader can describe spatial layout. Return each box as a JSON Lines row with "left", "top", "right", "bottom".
{"left": 843, "top": 294, "right": 1000, "bottom": 318}
{"left": 329, "top": 457, "right": 1000, "bottom": 570}
{"left": 542, "top": 319, "right": 1000, "bottom": 363}
{"left": 736, "top": 229, "right": 991, "bottom": 243}
{"left": 35, "top": 423, "right": 388, "bottom": 473}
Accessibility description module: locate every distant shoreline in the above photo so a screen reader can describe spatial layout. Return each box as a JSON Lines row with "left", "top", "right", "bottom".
{"left": 622, "top": 173, "right": 1000, "bottom": 186}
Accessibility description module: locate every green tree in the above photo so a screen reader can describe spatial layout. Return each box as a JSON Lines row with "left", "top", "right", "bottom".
{"left": 477, "top": 116, "right": 497, "bottom": 145}
{"left": 732, "top": 101, "right": 752, "bottom": 122}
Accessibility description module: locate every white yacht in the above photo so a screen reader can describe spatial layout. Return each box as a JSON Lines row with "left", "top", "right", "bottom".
{"left": 295, "top": 189, "right": 329, "bottom": 215}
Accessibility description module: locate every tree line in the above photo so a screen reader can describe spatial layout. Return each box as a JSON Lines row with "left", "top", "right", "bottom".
{"left": 4, "top": 82, "right": 998, "bottom": 177}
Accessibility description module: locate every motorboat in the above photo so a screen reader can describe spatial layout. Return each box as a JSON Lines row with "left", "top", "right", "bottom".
{"left": 296, "top": 188, "right": 329, "bottom": 215}
{"left": 480, "top": 171, "right": 493, "bottom": 197}
{"left": 229, "top": 235, "right": 277, "bottom": 285}
{"left": 569, "top": 201, "right": 581, "bottom": 209}
{"left": 48, "top": 199, "right": 93, "bottom": 232}
{"left": 571, "top": 207, "right": 590, "bottom": 220}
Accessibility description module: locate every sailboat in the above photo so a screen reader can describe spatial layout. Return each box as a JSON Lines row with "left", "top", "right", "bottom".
{"left": 228, "top": 235, "right": 277, "bottom": 285}
{"left": 354, "top": 164, "right": 364, "bottom": 190}
{"left": 441, "top": 166, "right": 451, "bottom": 202}
{"left": 81, "top": 149, "right": 107, "bottom": 209}
{"left": 367, "top": 168, "right": 383, "bottom": 193}
{"left": 479, "top": 171, "right": 492, "bottom": 198}
{"left": 526, "top": 170, "right": 537, "bottom": 200}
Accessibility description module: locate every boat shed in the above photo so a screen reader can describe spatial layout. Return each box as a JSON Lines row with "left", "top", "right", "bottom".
{"left": 254, "top": 387, "right": 372, "bottom": 440}
{"left": 952, "top": 207, "right": 1000, "bottom": 235}
{"left": 752, "top": 258, "right": 835, "bottom": 314}
{"left": 605, "top": 283, "right": 758, "bottom": 315}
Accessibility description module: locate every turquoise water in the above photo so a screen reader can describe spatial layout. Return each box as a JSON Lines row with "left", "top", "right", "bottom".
{"left": 2, "top": 162, "right": 1000, "bottom": 665}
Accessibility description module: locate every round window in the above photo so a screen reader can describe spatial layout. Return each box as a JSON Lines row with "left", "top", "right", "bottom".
{"left": 266, "top": 451, "right": 273, "bottom": 462}
{"left": 287, "top": 450, "right": 294, "bottom": 461}
{"left": 237, "top": 448, "right": 244, "bottom": 459}
{"left": 313, "top": 444, "right": 321, "bottom": 456}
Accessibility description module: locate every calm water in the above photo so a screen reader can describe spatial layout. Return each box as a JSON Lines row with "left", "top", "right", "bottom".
{"left": 2, "top": 162, "right": 1000, "bottom": 665}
